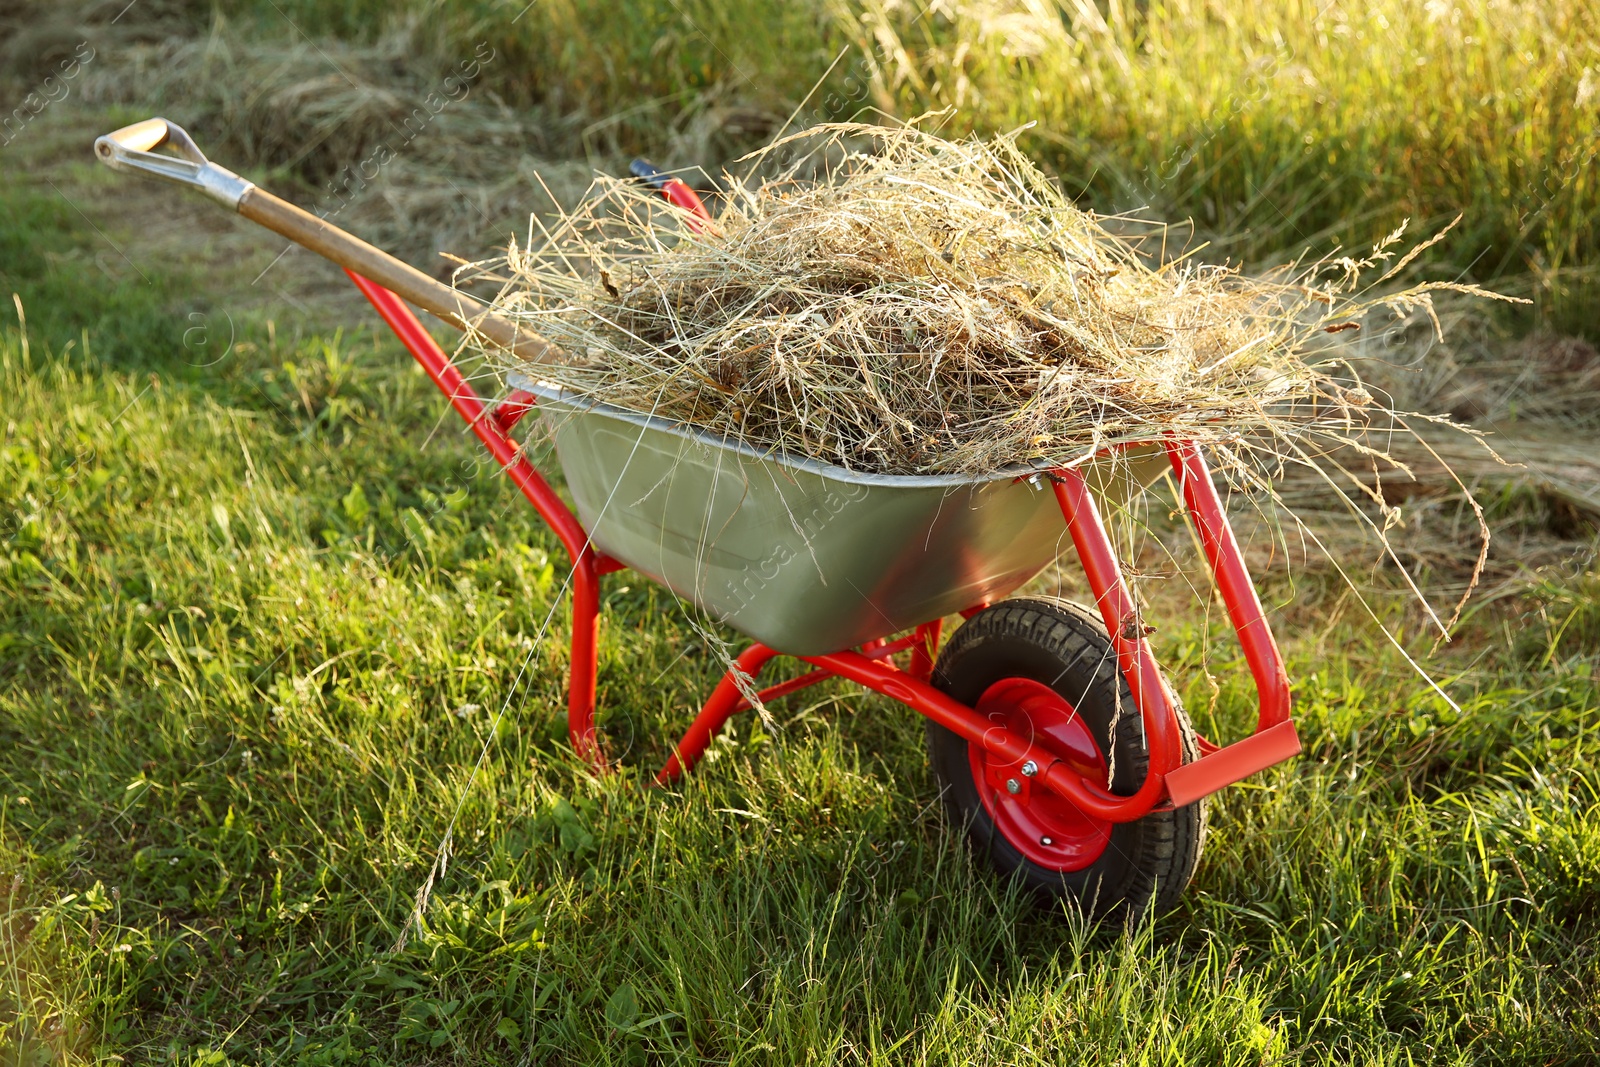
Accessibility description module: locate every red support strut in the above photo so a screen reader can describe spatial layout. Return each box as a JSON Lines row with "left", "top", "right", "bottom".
{"left": 1159, "top": 443, "right": 1300, "bottom": 805}
{"left": 656, "top": 628, "right": 940, "bottom": 785}
{"left": 1164, "top": 443, "right": 1291, "bottom": 731}
{"left": 1049, "top": 468, "right": 1185, "bottom": 812}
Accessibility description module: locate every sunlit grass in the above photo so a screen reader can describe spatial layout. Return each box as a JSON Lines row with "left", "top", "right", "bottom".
{"left": 2, "top": 126, "right": 1600, "bottom": 1063}
{"left": 4, "top": 3, "right": 1600, "bottom": 1060}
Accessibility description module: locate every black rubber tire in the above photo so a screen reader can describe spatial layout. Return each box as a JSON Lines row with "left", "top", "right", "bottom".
{"left": 927, "top": 597, "right": 1206, "bottom": 920}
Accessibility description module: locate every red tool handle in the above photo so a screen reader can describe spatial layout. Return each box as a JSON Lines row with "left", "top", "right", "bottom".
{"left": 630, "top": 158, "right": 711, "bottom": 227}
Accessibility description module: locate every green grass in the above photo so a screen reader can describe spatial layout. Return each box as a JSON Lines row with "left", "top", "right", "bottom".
{"left": 4, "top": 3, "right": 1600, "bottom": 1061}
{"left": 3, "top": 104, "right": 1600, "bottom": 1065}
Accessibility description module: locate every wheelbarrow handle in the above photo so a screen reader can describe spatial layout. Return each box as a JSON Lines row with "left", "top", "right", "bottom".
{"left": 93, "top": 117, "right": 551, "bottom": 364}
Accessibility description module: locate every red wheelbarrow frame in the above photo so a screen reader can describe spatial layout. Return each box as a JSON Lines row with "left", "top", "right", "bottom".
{"left": 347, "top": 276, "right": 1301, "bottom": 822}
{"left": 89, "top": 112, "right": 1298, "bottom": 821}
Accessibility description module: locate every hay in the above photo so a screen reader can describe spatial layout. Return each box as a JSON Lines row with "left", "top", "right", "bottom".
{"left": 466, "top": 122, "right": 1512, "bottom": 480}
{"left": 74, "top": 21, "right": 601, "bottom": 268}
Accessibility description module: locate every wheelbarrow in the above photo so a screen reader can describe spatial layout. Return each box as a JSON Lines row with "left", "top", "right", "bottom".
{"left": 95, "top": 117, "right": 1302, "bottom": 918}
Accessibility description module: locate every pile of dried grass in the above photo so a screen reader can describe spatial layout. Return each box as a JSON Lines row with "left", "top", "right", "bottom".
{"left": 74, "top": 19, "right": 599, "bottom": 267}
{"left": 467, "top": 122, "right": 1509, "bottom": 479}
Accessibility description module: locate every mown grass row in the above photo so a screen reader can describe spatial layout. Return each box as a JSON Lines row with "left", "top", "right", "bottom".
{"left": 3, "top": 155, "right": 1600, "bottom": 1064}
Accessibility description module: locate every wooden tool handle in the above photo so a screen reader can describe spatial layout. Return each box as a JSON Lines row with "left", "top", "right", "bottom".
{"left": 237, "top": 187, "right": 551, "bottom": 363}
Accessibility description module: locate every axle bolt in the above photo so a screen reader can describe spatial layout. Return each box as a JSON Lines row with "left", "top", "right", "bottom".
{"left": 1040, "top": 836, "right": 1053, "bottom": 847}
{"left": 1021, "top": 760, "right": 1038, "bottom": 778}
{"left": 1005, "top": 778, "right": 1021, "bottom": 795}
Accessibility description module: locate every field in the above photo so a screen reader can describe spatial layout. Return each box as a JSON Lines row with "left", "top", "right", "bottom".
{"left": 3, "top": 1, "right": 1600, "bottom": 1063}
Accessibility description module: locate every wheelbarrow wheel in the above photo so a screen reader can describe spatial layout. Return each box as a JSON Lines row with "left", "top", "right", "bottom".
{"left": 927, "top": 597, "right": 1205, "bottom": 920}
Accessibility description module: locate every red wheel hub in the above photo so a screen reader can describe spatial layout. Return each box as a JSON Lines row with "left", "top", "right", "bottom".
{"left": 968, "top": 677, "right": 1112, "bottom": 871}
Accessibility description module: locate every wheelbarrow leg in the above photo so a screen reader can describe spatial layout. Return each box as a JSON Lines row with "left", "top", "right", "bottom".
{"left": 568, "top": 556, "right": 604, "bottom": 769}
